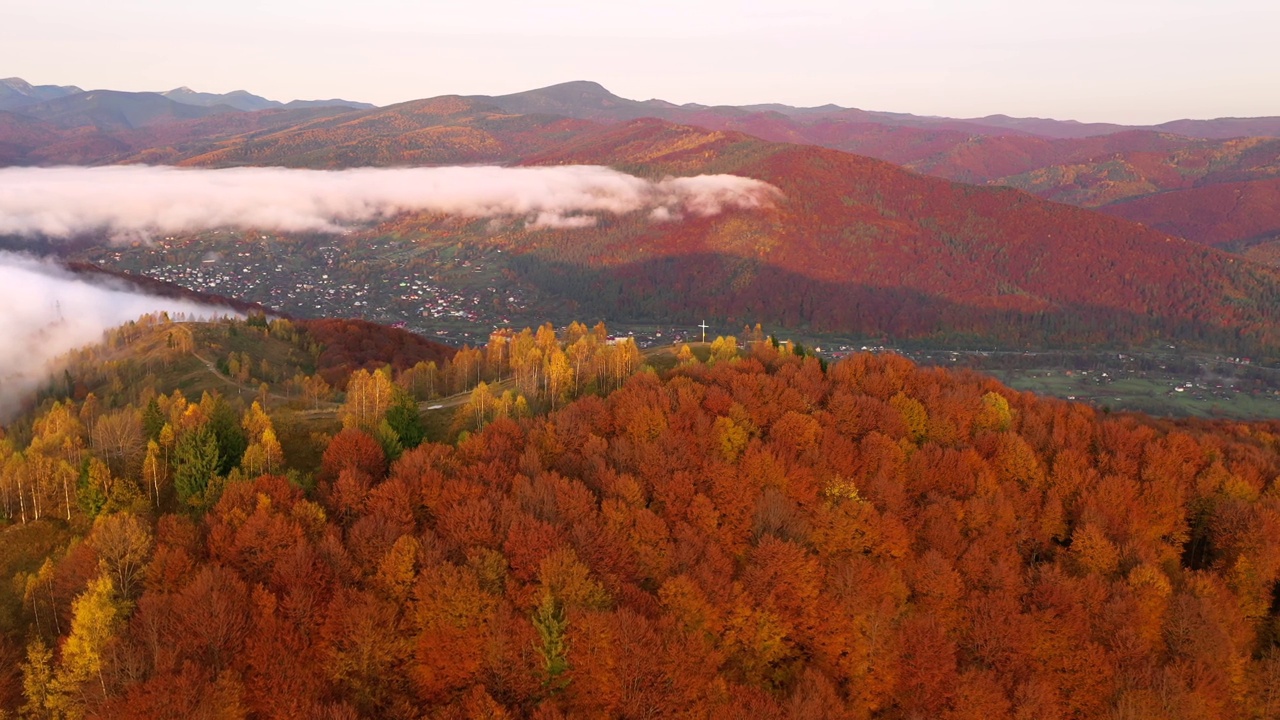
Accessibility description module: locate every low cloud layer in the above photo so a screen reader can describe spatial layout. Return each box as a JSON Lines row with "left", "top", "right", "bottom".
{"left": 0, "top": 165, "right": 782, "bottom": 240}
{"left": 0, "top": 252, "right": 229, "bottom": 419}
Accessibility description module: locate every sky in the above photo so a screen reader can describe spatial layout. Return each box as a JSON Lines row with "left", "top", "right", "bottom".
{"left": 3, "top": 0, "right": 1278, "bottom": 124}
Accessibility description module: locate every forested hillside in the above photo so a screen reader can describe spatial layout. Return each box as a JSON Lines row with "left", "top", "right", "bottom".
{"left": 3, "top": 316, "right": 1280, "bottom": 718}
{"left": 502, "top": 121, "right": 1280, "bottom": 352}
{"left": 67, "top": 116, "right": 1280, "bottom": 355}
{"left": 1103, "top": 179, "right": 1280, "bottom": 252}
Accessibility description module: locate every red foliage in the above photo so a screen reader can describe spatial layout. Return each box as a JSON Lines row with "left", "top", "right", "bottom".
{"left": 511, "top": 120, "right": 1280, "bottom": 351}
{"left": 320, "top": 428, "right": 388, "bottom": 483}
{"left": 1103, "top": 177, "right": 1280, "bottom": 248}
{"left": 301, "top": 318, "right": 456, "bottom": 388}
{"left": 13, "top": 353, "right": 1280, "bottom": 718}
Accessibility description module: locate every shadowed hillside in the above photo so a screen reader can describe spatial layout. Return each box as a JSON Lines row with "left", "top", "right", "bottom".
{"left": 498, "top": 120, "right": 1280, "bottom": 352}
{"left": 1101, "top": 178, "right": 1280, "bottom": 253}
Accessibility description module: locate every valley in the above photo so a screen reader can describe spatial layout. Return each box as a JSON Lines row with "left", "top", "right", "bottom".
{"left": 71, "top": 227, "right": 1280, "bottom": 421}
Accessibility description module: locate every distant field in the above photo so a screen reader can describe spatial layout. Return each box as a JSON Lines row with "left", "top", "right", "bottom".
{"left": 991, "top": 369, "right": 1280, "bottom": 420}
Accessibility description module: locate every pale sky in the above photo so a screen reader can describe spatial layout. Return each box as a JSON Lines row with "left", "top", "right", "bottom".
{"left": 3, "top": 0, "right": 1278, "bottom": 124}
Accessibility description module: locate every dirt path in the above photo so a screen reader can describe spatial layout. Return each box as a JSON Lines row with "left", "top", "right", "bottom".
{"left": 191, "top": 351, "right": 335, "bottom": 408}
{"left": 194, "top": 340, "right": 689, "bottom": 420}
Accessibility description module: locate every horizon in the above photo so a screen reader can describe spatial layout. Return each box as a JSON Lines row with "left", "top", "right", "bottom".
{"left": 6, "top": 75, "right": 1280, "bottom": 128}
{"left": 4, "top": 0, "right": 1279, "bottom": 125}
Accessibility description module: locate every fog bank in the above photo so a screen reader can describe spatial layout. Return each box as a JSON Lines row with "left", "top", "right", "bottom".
{"left": 0, "top": 165, "right": 782, "bottom": 240}
{"left": 0, "top": 252, "right": 230, "bottom": 419}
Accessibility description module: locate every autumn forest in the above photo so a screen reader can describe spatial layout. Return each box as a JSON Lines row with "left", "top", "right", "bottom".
{"left": 2, "top": 313, "right": 1280, "bottom": 718}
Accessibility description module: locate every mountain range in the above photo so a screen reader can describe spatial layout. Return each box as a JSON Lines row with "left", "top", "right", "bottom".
{"left": 467, "top": 80, "right": 1280, "bottom": 140}
{"left": 3, "top": 78, "right": 1278, "bottom": 255}
{"left": 0, "top": 77, "right": 373, "bottom": 125}
{"left": 160, "top": 86, "right": 375, "bottom": 112}
{"left": 0, "top": 77, "right": 82, "bottom": 109}
{"left": 8, "top": 76, "right": 1280, "bottom": 138}
{"left": 4, "top": 79, "right": 1280, "bottom": 354}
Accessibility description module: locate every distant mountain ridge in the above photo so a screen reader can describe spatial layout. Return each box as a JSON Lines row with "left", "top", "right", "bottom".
{"left": 13, "top": 90, "right": 242, "bottom": 130}
{"left": 4, "top": 81, "right": 1280, "bottom": 352}
{"left": 0, "top": 77, "right": 83, "bottom": 111}
{"left": 471, "top": 80, "right": 1280, "bottom": 140}
{"left": 162, "top": 86, "right": 282, "bottom": 111}
{"left": 161, "top": 85, "right": 375, "bottom": 112}
{"left": 0, "top": 77, "right": 373, "bottom": 122}
{"left": 7, "top": 77, "right": 1280, "bottom": 139}
{"left": 4, "top": 77, "right": 1280, "bottom": 252}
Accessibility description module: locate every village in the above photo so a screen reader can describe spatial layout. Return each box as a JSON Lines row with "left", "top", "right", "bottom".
{"left": 79, "top": 232, "right": 707, "bottom": 349}
{"left": 77, "top": 232, "right": 1280, "bottom": 420}
{"left": 83, "top": 233, "right": 539, "bottom": 338}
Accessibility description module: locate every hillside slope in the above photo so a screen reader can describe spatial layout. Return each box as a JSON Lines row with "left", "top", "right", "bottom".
{"left": 461, "top": 83, "right": 1280, "bottom": 249}
{"left": 0, "top": 111, "right": 64, "bottom": 164}
{"left": 1101, "top": 178, "right": 1280, "bottom": 253}
{"left": 492, "top": 120, "right": 1280, "bottom": 351}
{"left": 988, "top": 136, "right": 1280, "bottom": 207}
{"left": 0, "top": 106, "right": 358, "bottom": 166}
{"left": 36, "top": 114, "right": 1280, "bottom": 355}
{"left": 168, "top": 97, "right": 596, "bottom": 168}
{"left": 4, "top": 93, "right": 1280, "bottom": 351}
{"left": 673, "top": 116, "right": 1280, "bottom": 250}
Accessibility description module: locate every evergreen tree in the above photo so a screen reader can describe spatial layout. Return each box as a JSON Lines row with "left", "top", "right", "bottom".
{"left": 173, "top": 426, "right": 221, "bottom": 508}
{"left": 205, "top": 397, "right": 247, "bottom": 475}
{"left": 141, "top": 397, "right": 165, "bottom": 441}
{"left": 75, "top": 458, "right": 107, "bottom": 520}
{"left": 384, "top": 391, "right": 425, "bottom": 450}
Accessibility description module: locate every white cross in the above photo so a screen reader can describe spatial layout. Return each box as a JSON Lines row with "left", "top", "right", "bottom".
{"left": 699, "top": 321, "right": 709, "bottom": 343}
